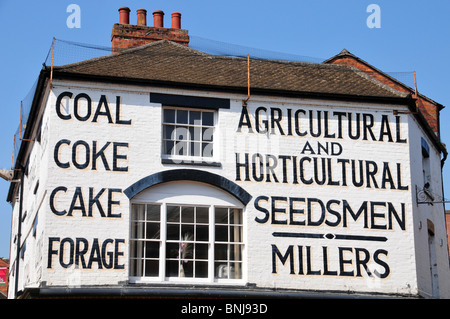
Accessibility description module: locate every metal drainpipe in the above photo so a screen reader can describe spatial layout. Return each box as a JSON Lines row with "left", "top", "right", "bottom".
{"left": 14, "top": 167, "right": 24, "bottom": 298}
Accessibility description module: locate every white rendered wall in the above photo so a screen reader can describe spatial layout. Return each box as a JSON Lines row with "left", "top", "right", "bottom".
{"left": 10, "top": 79, "right": 448, "bottom": 298}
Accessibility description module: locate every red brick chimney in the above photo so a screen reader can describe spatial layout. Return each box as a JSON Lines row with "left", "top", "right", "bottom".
{"left": 111, "top": 7, "right": 189, "bottom": 53}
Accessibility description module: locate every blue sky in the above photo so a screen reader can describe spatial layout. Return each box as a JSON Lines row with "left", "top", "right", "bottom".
{"left": 0, "top": 0, "right": 450, "bottom": 258}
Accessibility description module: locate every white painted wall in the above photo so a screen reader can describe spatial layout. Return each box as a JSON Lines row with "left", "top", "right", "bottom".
{"left": 8, "top": 79, "right": 450, "bottom": 298}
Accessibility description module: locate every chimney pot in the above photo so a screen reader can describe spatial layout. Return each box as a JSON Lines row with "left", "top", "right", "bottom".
{"left": 153, "top": 10, "right": 164, "bottom": 27}
{"left": 171, "top": 12, "right": 182, "bottom": 29}
{"left": 118, "top": 7, "right": 130, "bottom": 24}
{"left": 137, "top": 9, "right": 147, "bottom": 26}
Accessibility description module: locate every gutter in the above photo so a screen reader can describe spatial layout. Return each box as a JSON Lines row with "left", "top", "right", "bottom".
{"left": 20, "top": 285, "right": 419, "bottom": 299}
{"left": 51, "top": 70, "right": 413, "bottom": 106}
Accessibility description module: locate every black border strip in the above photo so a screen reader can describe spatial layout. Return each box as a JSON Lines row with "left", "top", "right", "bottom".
{"left": 124, "top": 169, "right": 252, "bottom": 205}
{"left": 150, "top": 92, "right": 230, "bottom": 109}
{"left": 273, "top": 232, "right": 388, "bottom": 242}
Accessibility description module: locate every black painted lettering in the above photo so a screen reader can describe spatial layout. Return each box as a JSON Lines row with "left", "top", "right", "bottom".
{"left": 374, "top": 249, "right": 390, "bottom": 278}
{"left": 107, "top": 188, "right": 122, "bottom": 218}
{"left": 72, "top": 140, "right": 90, "bottom": 169}
{"left": 363, "top": 113, "right": 376, "bottom": 141}
{"left": 254, "top": 195, "right": 270, "bottom": 223}
{"left": 92, "top": 141, "right": 111, "bottom": 171}
{"left": 237, "top": 105, "right": 253, "bottom": 133}
{"left": 271, "top": 196, "right": 288, "bottom": 225}
{"left": 112, "top": 142, "right": 129, "bottom": 172}
{"left": 74, "top": 93, "right": 92, "bottom": 121}
{"left": 255, "top": 106, "right": 268, "bottom": 133}
{"left": 47, "top": 237, "right": 60, "bottom": 268}
{"left": 54, "top": 139, "right": 71, "bottom": 168}
{"left": 50, "top": 186, "right": 68, "bottom": 216}
{"left": 338, "top": 247, "right": 354, "bottom": 277}
{"left": 271, "top": 107, "right": 285, "bottom": 135}
{"left": 92, "top": 95, "right": 113, "bottom": 123}
{"left": 115, "top": 96, "right": 132, "bottom": 125}
{"left": 56, "top": 92, "right": 73, "bottom": 120}
{"left": 379, "top": 115, "right": 393, "bottom": 142}
{"left": 272, "top": 244, "right": 294, "bottom": 274}
{"left": 235, "top": 153, "right": 250, "bottom": 181}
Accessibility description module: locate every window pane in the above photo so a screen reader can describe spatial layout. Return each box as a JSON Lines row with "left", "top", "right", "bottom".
{"left": 167, "top": 224, "right": 180, "bottom": 240}
{"left": 166, "top": 260, "right": 179, "bottom": 277}
{"left": 145, "top": 241, "right": 160, "bottom": 258}
{"left": 195, "top": 261, "right": 208, "bottom": 278}
{"left": 195, "top": 244, "right": 208, "bottom": 260}
{"left": 232, "top": 262, "right": 242, "bottom": 279}
{"left": 131, "top": 222, "right": 145, "bottom": 239}
{"left": 181, "top": 207, "right": 194, "bottom": 223}
{"left": 215, "top": 262, "right": 234, "bottom": 279}
{"left": 189, "top": 111, "right": 201, "bottom": 125}
{"left": 229, "top": 244, "right": 243, "bottom": 261}
{"left": 164, "top": 140, "right": 174, "bottom": 155}
{"left": 202, "top": 128, "right": 214, "bottom": 141}
{"left": 215, "top": 208, "right": 228, "bottom": 224}
{"left": 130, "top": 240, "right": 144, "bottom": 258}
{"left": 132, "top": 204, "right": 145, "bottom": 221}
{"left": 190, "top": 142, "right": 201, "bottom": 156}
{"left": 202, "top": 142, "right": 213, "bottom": 157}
{"left": 175, "top": 126, "right": 189, "bottom": 140}
{"left": 145, "top": 260, "right": 159, "bottom": 277}
{"left": 177, "top": 110, "right": 188, "bottom": 124}
{"left": 164, "top": 125, "right": 175, "bottom": 140}
{"left": 167, "top": 206, "right": 180, "bottom": 222}
{"left": 189, "top": 127, "right": 199, "bottom": 141}
{"left": 182, "top": 261, "right": 194, "bottom": 277}
{"left": 146, "top": 222, "right": 160, "bottom": 239}
{"left": 196, "top": 225, "right": 209, "bottom": 241}
{"left": 180, "top": 242, "right": 193, "bottom": 261}
{"left": 130, "top": 258, "right": 143, "bottom": 276}
{"left": 196, "top": 207, "right": 209, "bottom": 223}
{"left": 215, "top": 225, "right": 228, "bottom": 242}
{"left": 214, "top": 244, "right": 228, "bottom": 261}
{"left": 230, "top": 209, "right": 243, "bottom": 225}
{"left": 229, "top": 225, "right": 242, "bottom": 242}
{"left": 174, "top": 141, "right": 188, "bottom": 156}
{"left": 147, "top": 205, "right": 160, "bottom": 221}
{"left": 166, "top": 243, "right": 179, "bottom": 259}
{"left": 202, "top": 112, "right": 214, "bottom": 126}
{"left": 163, "top": 109, "right": 175, "bottom": 123}
{"left": 181, "top": 225, "right": 194, "bottom": 240}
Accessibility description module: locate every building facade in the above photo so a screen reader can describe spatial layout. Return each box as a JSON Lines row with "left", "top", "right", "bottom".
{"left": 6, "top": 8, "right": 450, "bottom": 299}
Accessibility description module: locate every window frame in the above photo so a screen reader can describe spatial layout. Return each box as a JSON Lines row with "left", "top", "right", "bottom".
{"left": 129, "top": 201, "right": 245, "bottom": 285}
{"left": 161, "top": 106, "right": 218, "bottom": 164}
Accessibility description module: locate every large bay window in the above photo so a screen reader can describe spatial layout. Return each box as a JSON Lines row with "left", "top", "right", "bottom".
{"left": 130, "top": 202, "right": 243, "bottom": 282}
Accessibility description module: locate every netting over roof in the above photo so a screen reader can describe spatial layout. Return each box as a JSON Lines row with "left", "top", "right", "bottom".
{"left": 12, "top": 36, "right": 415, "bottom": 169}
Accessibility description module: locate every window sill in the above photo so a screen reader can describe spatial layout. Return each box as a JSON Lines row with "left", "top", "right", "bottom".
{"left": 129, "top": 276, "right": 246, "bottom": 286}
{"left": 162, "top": 158, "right": 222, "bottom": 167}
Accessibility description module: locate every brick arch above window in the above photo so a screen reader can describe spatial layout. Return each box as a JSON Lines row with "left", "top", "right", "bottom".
{"left": 124, "top": 169, "right": 252, "bottom": 205}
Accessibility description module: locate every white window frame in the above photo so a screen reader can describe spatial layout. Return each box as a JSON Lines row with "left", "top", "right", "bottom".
{"left": 161, "top": 106, "right": 218, "bottom": 164}
{"left": 129, "top": 182, "right": 245, "bottom": 286}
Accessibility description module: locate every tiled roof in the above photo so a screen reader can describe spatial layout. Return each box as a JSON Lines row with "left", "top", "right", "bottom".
{"left": 52, "top": 40, "right": 408, "bottom": 100}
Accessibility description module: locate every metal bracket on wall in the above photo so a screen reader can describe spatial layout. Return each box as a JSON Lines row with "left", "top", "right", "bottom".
{"left": 416, "top": 185, "right": 450, "bottom": 206}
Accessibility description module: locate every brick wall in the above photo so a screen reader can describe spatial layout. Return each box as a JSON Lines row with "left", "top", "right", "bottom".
{"left": 326, "top": 54, "right": 440, "bottom": 136}
{"left": 111, "top": 8, "right": 189, "bottom": 53}
{"left": 0, "top": 259, "right": 8, "bottom": 298}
